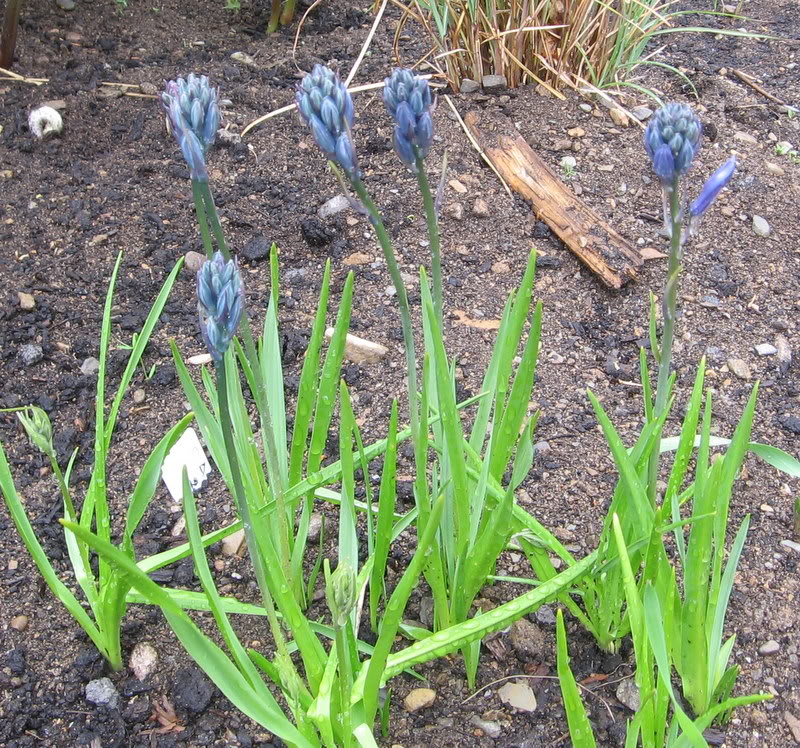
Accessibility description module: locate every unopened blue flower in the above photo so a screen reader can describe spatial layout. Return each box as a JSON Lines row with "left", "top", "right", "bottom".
{"left": 383, "top": 69, "right": 434, "bottom": 172}
{"left": 296, "top": 65, "right": 359, "bottom": 179}
{"left": 644, "top": 103, "right": 702, "bottom": 183}
{"left": 162, "top": 74, "right": 221, "bottom": 182}
{"left": 197, "top": 252, "right": 244, "bottom": 361}
{"left": 690, "top": 156, "right": 736, "bottom": 217}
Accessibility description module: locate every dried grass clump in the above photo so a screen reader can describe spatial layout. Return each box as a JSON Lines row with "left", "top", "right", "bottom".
{"left": 392, "top": 0, "right": 735, "bottom": 94}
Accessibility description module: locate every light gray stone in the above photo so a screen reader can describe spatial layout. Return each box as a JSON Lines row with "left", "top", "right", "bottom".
{"left": 482, "top": 74, "right": 507, "bottom": 91}
{"left": 80, "top": 357, "right": 100, "bottom": 376}
{"left": 85, "top": 677, "right": 119, "bottom": 709}
{"left": 20, "top": 344, "right": 43, "bottom": 366}
{"left": 318, "top": 194, "right": 350, "bottom": 219}
{"left": 759, "top": 640, "right": 780, "bottom": 656}
{"left": 755, "top": 343, "right": 778, "bottom": 356}
{"left": 752, "top": 215, "right": 771, "bottom": 237}
{"left": 616, "top": 678, "right": 641, "bottom": 711}
{"left": 460, "top": 78, "right": 480, "bottom": 94}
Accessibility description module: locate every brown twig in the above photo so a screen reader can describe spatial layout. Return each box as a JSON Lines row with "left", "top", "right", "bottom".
{"left": 731, "top": 68, "right": 799, "bottom": 115}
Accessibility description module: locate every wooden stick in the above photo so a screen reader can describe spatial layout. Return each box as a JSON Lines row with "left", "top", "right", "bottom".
{"left": 731, "top": 68, "right": 799, "bottom": 115}
{"left": 464, "top": 109, "right": 643, "bottom": 289}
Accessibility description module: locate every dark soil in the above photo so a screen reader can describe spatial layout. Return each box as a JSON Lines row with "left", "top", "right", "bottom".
{"left": 1, "top": 0, "right": 799, "bottom": 746}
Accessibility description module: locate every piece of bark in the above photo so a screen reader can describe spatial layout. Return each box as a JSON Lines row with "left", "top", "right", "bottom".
{"left": 464, "top": 110, "right": 644, "bottom": 289}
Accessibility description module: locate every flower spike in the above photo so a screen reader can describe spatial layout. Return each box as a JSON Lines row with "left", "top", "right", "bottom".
{"left": 644, "top": 103, "right": 702, "bottom": 184}
{"left": 162, "top": 74, "right": 221, "bottom": 182}
{"left": 296, "top": 65, "right": 359, "bottom": 180}
{"left": 383, "top": 68, "right": 434, "bottom": 172}
{"left": 197, "top": 252, "right": 244, "bottom": 361}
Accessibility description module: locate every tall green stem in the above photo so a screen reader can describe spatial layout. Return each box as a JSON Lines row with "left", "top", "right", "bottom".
{"left": 335, "top": 625, "right": 353, "bottom": 748}
{"left": 216, "top": 359, "right": 300, "bottom": 688}
{"left": 350, "top": 179, "right": 420, "bottom": 453}
{"left": 415, "top": 159, "right": 443, "bottom": 328}
{"left": 192, "top": 180, "right": 214, "bottom": 258}
{"left": 648, "top": 178, "right": 682, "bottom": 507}
{"left": 197, "top": 181, "right": 230, "bottom": 261}
{"left": 198, "top": 183, "right": 293, "bottom": 593}
{"left": 267, "top": 0, "right": 282, "bottom": 32}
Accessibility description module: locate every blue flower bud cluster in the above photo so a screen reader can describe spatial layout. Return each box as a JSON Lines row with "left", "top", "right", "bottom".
{"left": 162, "top": 74, "right": 221, "bottom": 182}
{"left": 383, "top": 69, "right": 434, "bottom": 172}
{"left": 296, "top": 65, "right": 359, "bottom": 179}
{"left": 644, "top": 103, "right": 702, "bottom": 183}
{"left": 197, "top": 252, "right": 244, "bottom": 361}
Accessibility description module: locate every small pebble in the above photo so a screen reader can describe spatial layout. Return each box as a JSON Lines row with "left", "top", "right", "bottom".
{"left": 755, "top": 343, "right": 777, "bottom": 356}
{"left": 343, "top": 252, "right": 371, "bottom": 265}
{"left": 56, "top": 0, "right": 76, "bottom": 10}
{"left": 222, "top": 529, "right": 245, "bottom": 557}
{"left": 132, "top": 389, "right": 146, "bottom": 404}
{"left": 631, "top": 106, "right": 653, "bottom": 121}
{"left": 567, "top": 127, "right": 585, "bottom": 137}
{"left": 472, "top": 198, "right": 490, "bottom": 217}
{"left": 318, "top": 194, "right": 350, "bottom": 219}
{"left": 446, "top": 203, "right": 464, "bottom": 220}
{"left": 85, "top": 677, "right": 120, "bottom": 709}
{"left": 609, "top": 108, "right": 629, "bottom": 127}
{"left": 460, "top": 78, "right": 480, "bottom": 94}
{"left": 404, "top": 687, "right": 436, "bottom": 713}
{"left": 498, "top": 681, "right": 537, "bottom": 712}
{"left": 579, "top": 103, "right": 592, "bottom": 113}
{"left": 535, "top": 605, "right": 556, "bottom": 625}
{"left": 752, "top": 215, "right": 771, "bottom": 237}
{"left": 734, "top": 131, "right": 758, "bottom": 145}
{"left": 18, "top": 292, "right": 35, "bottom": 310}
{"left": 727, "top": 358, "right": 751, "bottom": 380}
{"left": 482, "top": 74, "right": 507, "bottom": 91}
{"left": 616, "top": 678, "right": 641, "bottom": 711}
{"left": 80, "top": 357, "right": 100, "bottom": 376}
{"left": 307, "top": 513, "right": 323, "bottom": 543}
{"left": 10, "top": 615, "right": 29, "bottom": 631}
{"left": 470, "top": 716, "right": 502, "bottom": 738}
{"left": 765, "top": 162, "right": 785, "bottom": 176}
{"left": 20, "top": 344, "right": 43, "bottom": 367}
{"left": 325, "top": 328, "right": 388, "bottom": 365}
{"left": 184, "top": 251, "right": 206, "bottom": 274}
{"left": 449, "top": 179, "right": 467, "bottom": 194}
{"left": 758, "top": 640, "right": 780, "bottom": 656}
{"left": 780, "top": 539, "right": 800, "bottom": 553}
{"left": 130, "top": 642, "right": 158, "bottom": 681}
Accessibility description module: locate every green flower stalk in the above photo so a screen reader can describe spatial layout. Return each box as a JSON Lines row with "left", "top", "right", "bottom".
{"left": 297, "top": 65, "right": 423, "bottom": 507}
{"left": 643, "top": 103, "right": 736, "bottom": 506}
{"left": 162, "top": 74, "right": 228, "bottom": 261}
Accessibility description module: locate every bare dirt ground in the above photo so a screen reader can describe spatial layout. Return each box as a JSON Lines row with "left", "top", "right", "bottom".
{"left": 0, "top": 0, "right": 798, "bottom": 745}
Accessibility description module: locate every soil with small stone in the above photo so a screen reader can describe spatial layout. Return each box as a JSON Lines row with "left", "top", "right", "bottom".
{"left": 1, "top": 0, "right": 799, "bottom": 746}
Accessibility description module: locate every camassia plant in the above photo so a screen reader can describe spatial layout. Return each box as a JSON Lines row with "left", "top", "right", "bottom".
{"left": 58, "top": 70, "right": 598, "bottom": 745}
{"left": 550, "top": 103, "right": 800, "bottom": 745}
{"left": 298, "top": 64, "right": 565, "bottom": 688}
{"left": 0, "top": 253, "right": 199, "bottom": 671}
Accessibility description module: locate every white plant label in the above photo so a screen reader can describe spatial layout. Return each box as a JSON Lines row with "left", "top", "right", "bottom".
{"left": 161, "top": 427, "right": 212, "bottom": 502}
